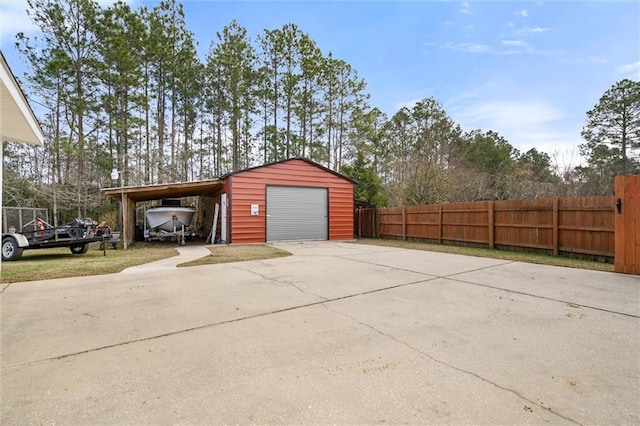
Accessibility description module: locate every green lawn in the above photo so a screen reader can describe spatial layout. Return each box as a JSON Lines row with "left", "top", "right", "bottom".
{"left": 1, "top": 242, "right": 178, "bottom": 284}
{"left": 354, "top": 238, "right": 615, "bottom": 272}
{"left": 178, "top": 244, "right": 292, "bottom": 267}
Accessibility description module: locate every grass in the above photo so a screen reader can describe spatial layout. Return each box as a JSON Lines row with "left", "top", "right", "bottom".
{"left": 178, "top": 244, "right": 292, "bottom": 267}
{"left": 1, "top": 242, "right": 178, "bottom": 284}
{"left": 354, "top": 238, "right": 615, "bottom": 273}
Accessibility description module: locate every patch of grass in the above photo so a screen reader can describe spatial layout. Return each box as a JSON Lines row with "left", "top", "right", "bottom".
{"left": 178, "top": 244, "right": 291, "bottom": 267}
{"left": 354, "top": 238, "right": 615, "bottom": 272}
{"left": 1, "top": 242, "right": 178, "bottom": 284}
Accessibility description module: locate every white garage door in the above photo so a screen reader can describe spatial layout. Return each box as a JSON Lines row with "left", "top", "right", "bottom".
{"left": 266, "top": 186, "right": 328, "bottom": 242}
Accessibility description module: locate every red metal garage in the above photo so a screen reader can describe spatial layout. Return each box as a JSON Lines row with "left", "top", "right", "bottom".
{"left": 223, "top": 158, "right": 355, "bottom": 243}
{"left": 103, "top": 157, "right": 355, "bottom": 246}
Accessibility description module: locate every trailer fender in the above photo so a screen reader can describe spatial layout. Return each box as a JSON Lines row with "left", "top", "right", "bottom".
{"left": 4, "top": 233, "right": 30, "bottom": 248}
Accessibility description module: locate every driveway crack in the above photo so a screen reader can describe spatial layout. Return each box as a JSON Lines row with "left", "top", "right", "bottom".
{"left": 339, "top": 256, "right": 638, "bottom": 318}
{"left": 233, "top": 265, "right": 328, "bottom": 301}
{"left": 322, "top": 304, "right": 583, "bottom": 426}
{"left": 338, "top": 255, "right": 514, "bottom": 279}
{"left": 2, "top": 276, "right": 435, "bottom": 371}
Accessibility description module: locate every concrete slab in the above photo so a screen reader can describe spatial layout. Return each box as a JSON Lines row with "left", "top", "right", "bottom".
{"left": 336, "top": 244, "right": 513, "bottom": 277}
{"left": 326, "top": 278, "right": 639, "bottom": 425}
{"left": 1, "top": 265, "right": 322, "bottom": 366}
{"left": 452, "top": 261, "right": 640, "bottom": 317}
{"left": 2, "top": 241, "right": 638, "bottom": 424}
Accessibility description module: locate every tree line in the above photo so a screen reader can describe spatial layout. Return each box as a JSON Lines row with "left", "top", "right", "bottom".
{"left": 2, "top": 0, "right": 639, "bottom": 222}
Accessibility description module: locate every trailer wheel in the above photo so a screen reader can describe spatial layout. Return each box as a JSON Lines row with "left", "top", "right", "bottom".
{"left": 70, "top": 243, "right": 89, "bottom": 255}
{"left": 2, "top": 237, "right": 24, "bottom": 261}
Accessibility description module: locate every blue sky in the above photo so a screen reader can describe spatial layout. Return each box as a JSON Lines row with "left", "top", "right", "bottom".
{"left": 2, "top": 0, "right": 639, "bottom": 167}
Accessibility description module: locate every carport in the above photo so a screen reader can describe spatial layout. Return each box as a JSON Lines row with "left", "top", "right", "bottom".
{"left": 102, "top": 180, "right": 224, "bottom": 247}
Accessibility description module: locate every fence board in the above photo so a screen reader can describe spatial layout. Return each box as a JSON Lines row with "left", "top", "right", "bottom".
{"left": 357, "top": 196, "right": 615, "bottom": 260}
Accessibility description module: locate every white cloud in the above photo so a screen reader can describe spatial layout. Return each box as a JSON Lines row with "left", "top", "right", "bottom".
{"left": 502, "top": 39, "right": 528, "bottom": 47}
{"left": 453, "top": 100, "right": 565, "bottom": 131}
{"left": 459, "top": 2, "right": 471, "bottom": 14}
{"left": 515, "top": 26, "right": 551, "bottom": 36}
{"left": 447, "top": 98, "right": 582, "bottom": 158}
{"left": 585, "top": 56, "right": 608, "bottom": 64}
{"left": 442, "top": 42, "right": 519, "bottom": 55}
{"left": 515, "top": 9, "right": 529, "bottom": 17}
{"left": 437, "top": 81, "right": 587, "bottom": 168}
{"left": 451, "top": 42, "right": 490, "bottom": 53}
{"left": 616, "top": 61, "right": 640, "bottom": 78}
{"left": 0, "top": 1, "right": 37, "bottom": 42}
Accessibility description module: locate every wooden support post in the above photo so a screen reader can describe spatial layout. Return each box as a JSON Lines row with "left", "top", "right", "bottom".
{"left": 488, "top": 201, "right": 495, "bottom": 249}
{"left": 552, "top": 198, "right": 559, "bottom": 256}
{"left": 126, "top": 196, "right": 134, "bottom": 248}
{"left": 402, "top": 207, "right": 407, "bottom": 241}
{"left": 122, "top": 194, "right": 129, "bottom": 249}
{"left": 207, "top": 203, "right": 219, "bottom": 244}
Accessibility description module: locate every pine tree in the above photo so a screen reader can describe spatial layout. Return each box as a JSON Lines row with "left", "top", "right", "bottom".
{"left": 581, "top": 79, "right": 640, "bottom": 177}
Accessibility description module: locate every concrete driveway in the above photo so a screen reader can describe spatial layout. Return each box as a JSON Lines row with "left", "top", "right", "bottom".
{"left": 2, "top": 242, "right": 639, "bottom": 424}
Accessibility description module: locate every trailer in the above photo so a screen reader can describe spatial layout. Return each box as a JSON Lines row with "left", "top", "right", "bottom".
{"left": 1, "top": 213, "right": 103, "bottom": 261}
{"left": 144, "top": 224, "right": 196, "bottom": 245}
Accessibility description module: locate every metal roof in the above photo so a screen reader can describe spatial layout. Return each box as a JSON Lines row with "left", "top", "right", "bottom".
{"left": 102, "top": 179, "right": 224, "bottom": 202}
{"left": 102, "top": 158, "right": 353, "bottom": 203}
{"left": 222, "top": 157, "right": 356, "bottom": 183}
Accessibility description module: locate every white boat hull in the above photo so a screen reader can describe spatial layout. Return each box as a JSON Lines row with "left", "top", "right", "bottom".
{"left": 145, "top": 206, "right": 196, "bottom": 232}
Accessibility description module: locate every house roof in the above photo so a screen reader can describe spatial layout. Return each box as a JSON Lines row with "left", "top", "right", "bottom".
{"left": 222, "top": 157, "right": 356, "bottom": 183}
{"left": 0, "top": 51, "right": 44, "bottom": 146}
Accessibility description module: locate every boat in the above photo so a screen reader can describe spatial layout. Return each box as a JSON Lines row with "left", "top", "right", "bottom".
{"left": 145, "top": 200, "right": 196, "bottom": 232}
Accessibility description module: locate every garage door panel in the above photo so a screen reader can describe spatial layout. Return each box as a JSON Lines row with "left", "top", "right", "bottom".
{"left": 267, "top": 186, "right": 328, "bottom": 242}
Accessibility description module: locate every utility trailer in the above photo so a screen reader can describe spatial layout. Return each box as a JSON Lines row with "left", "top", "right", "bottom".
{"left": 2, "top": 208, "right": 102, "bottom": 261}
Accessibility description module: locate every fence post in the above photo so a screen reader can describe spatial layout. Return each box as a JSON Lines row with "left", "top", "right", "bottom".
{"left": 402, "top": 207, "right": 407, "bottom": 241}
{"left": 372, "top": 208, "right": 376, "bottom": 238}
{"left": 376, "top": 208, "right": 380, "bottom": 238}
{"left": 552, "top": 198, "right": 559, "bottom": 256}
{"left": 438, "top": 205, "right": 443, "bottom": 244}
{"left": 358, "top": 209, "right": 362, "bottom": 238}
{"left": 488, "top": 201, "right": 495, "bottom": 249}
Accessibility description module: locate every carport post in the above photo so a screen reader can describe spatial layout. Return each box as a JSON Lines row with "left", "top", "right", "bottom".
{"left": 120, "top": 187, "right": 128, "bottom": 250}
{"left": 111, "top": 168, "right": 127, "bottom": 250}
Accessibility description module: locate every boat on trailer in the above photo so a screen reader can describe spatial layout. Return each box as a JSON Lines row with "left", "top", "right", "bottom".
{"left": 145, "top": 199, "right": 196, "bottom": 232}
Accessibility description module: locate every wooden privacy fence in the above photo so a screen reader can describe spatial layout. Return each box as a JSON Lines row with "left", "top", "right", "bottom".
{"left": 355, "top": 196, "right": 615, "bottom": 260}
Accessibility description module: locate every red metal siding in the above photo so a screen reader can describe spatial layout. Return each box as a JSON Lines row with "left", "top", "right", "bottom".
{"left": 227, "top": 159, "right": 354, "bottom": 243}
